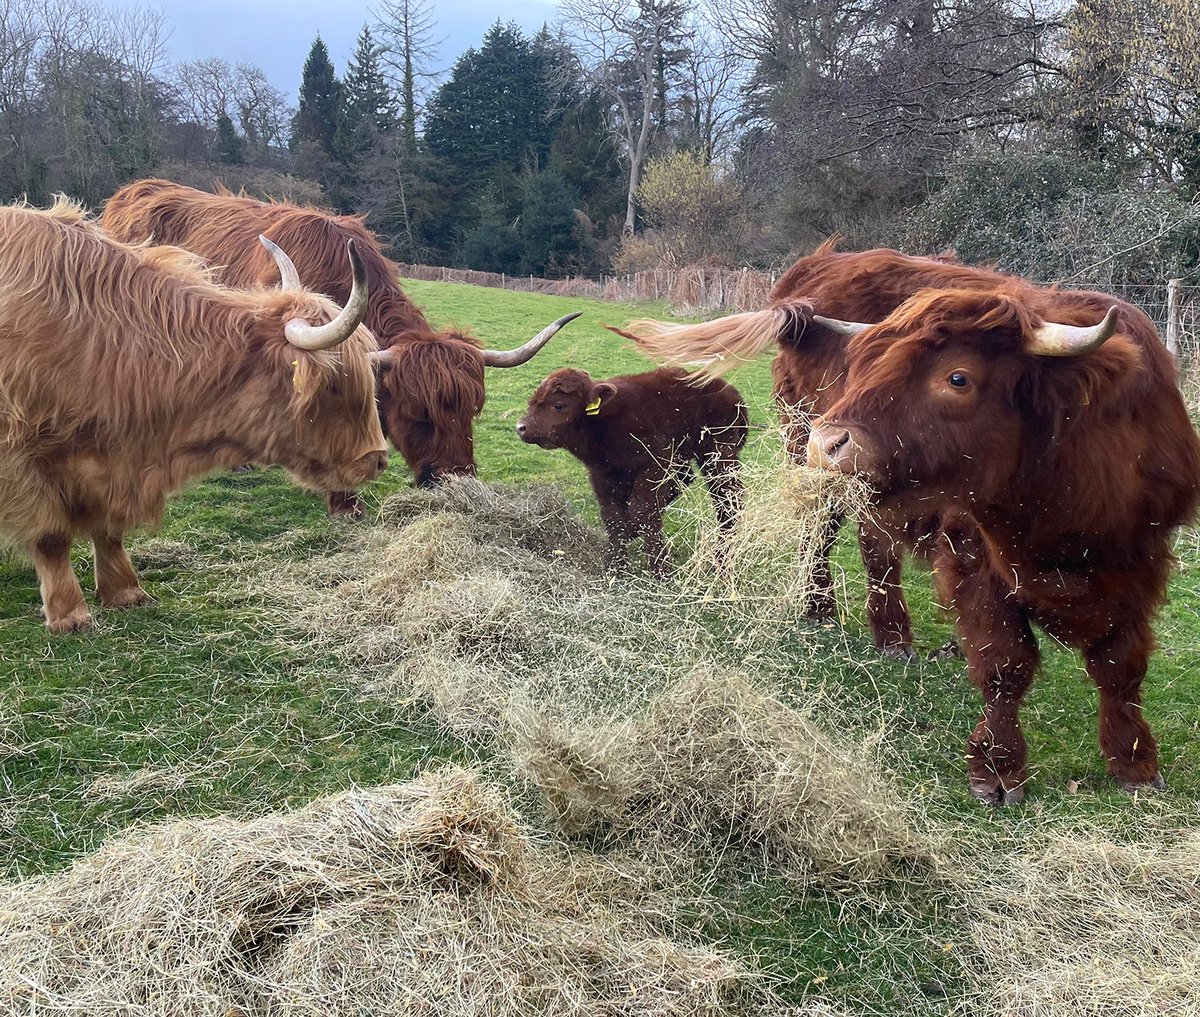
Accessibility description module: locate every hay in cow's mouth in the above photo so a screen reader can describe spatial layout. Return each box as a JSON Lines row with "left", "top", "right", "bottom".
{"left": 0, "top": 765, "right": 795, "bottom": 1016}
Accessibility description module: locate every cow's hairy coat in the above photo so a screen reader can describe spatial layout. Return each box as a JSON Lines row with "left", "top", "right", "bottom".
{"left": 0, "top": 197, "right": 385, "bottom": 632}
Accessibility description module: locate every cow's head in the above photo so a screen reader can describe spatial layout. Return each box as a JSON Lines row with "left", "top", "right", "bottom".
{"left": 255, "top": 236, "right": 388, "bottom": 493}
{"left": 805, "top": 288, "right": 1133, "bottom": 505}
{"left": 516, "top": 367, "right": 615, "bottom": 449}
{"left": 371, "top": 313, "right": 581, "bottom": 486}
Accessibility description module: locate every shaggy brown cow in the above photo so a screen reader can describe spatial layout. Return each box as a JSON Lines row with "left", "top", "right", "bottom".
{"left": 808, "top": 287, "right": 1200, "bottom": 803}
{"left": 613, "top": 240, "right": 1124, "bottom": 658}
{"left": 101, "top": 179, "right": 577, "bottom": 512}
{"left": 517, "top": 368, "right": 747, "bottom": 574}
{"left": 0, "top": 198, "right": 386, "bottom": 633}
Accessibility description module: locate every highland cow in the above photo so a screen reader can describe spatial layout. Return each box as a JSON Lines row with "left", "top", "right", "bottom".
{"left": 517, "top": 368, "right": 747, "bottom": 574}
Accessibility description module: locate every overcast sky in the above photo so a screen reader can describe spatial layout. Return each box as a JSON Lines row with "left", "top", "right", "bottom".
{"left": 156, "top": 0, "right": 560, "bottom": 97}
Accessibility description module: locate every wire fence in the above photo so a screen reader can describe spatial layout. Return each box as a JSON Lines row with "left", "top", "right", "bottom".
{"left": 397, "top": 261, "right": 1200, "bottom": 376}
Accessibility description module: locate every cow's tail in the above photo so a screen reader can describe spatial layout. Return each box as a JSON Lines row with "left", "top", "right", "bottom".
{"left": 607, "top": 300, "right": 811, "bottom": 381}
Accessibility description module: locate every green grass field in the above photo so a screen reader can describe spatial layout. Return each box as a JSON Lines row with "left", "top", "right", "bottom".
{"left": 2, "top": 279, "right": 1198, "bottom": 1014}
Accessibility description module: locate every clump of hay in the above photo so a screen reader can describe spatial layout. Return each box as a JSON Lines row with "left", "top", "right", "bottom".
{"left": 378, "top": 477, "right": 606, "bottom": 570}
{"left": 0, "top": 765, "right": 789, "bottom": 1017}
{"left": 674, "top": 447, "right": 873, "bottom": 615}
{"left": 511, "top": 668, "right": 932, "bottom": 882}
{"left": 961, "top": 829, "right": 1200, "bottom": 1017}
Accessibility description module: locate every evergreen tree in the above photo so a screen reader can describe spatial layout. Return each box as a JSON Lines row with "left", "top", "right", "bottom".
{"left": 519, "top": 170, "right": 584, "bottom": 276}
{"left": 215, "top": 111, "right": 246, "bottom": 164}
{"left": 343, "top": 25, "right": 397, "bottom": 139}
{"left": 461, "top": 185, "right": 521, "bottom": 271}
{"left": 291, "top": 37, "right": 341, "bottom": 156}
{"left": 424, "top": 23, "right": 560, "bottom": 203}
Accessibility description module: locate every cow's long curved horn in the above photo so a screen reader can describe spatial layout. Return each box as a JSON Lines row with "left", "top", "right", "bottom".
{"left": 260, "top": 234, "right": 301, "bottom": 291}
{"left": 284, "top": 240, "right": 370, "bottom": 352}
{"left": 813, "top": 314, "right": 873, "bottom": 336}
{"left": 481, "top": 312, "right": 582, "bottom": 368}
{"left": 1026, "top": 305, "right": 1119, "bottom": 357}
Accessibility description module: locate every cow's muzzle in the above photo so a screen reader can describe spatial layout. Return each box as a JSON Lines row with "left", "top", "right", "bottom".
{"left": 808, "top": 422, "right": 868, "bottom": 475}
{"left": 348, "top": 449, "right": 388, "bottom": 486}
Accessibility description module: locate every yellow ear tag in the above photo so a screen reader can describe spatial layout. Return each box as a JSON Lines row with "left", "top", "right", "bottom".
{"left": 585, "top": 396, "right": 602, "bottom": 416}
{"left": 292, "top": 359, "right": 303, "bottom": 393}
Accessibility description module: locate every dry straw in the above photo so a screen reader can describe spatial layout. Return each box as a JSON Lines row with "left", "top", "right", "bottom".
{"left": 272, "top": 477, "right": 930, "bottom": 886}
{"left": 1, "top": 764, "right": 799, "bottom": 1017}
{"left": 961, "top": 828, "right": 1200, "bottom": 1017}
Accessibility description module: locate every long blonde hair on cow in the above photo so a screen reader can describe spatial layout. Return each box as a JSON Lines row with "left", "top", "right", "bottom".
{"left": 607, "top": 299, "right": 814, "bottom": 382}
{"left": 0, "top": 196, "right": 375, "bottom": 449}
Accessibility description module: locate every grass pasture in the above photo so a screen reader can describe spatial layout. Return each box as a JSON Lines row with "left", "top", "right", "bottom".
{"left": 2, "top": 280, "right": 1200, "bottom": 1016}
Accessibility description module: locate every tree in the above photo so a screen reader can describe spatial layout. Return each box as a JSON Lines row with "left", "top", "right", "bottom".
{"left": 634, "top": 148, "right": 746, "bottom": 263}
{"left": 520, "top": 169, "right": 585, "bottom": 275}
{"left": 291, "top": 36, "right": 341, "bottom": 156}
{"left": 424, "top": 23, "right": 559, "bottom": 201}
{"left": 558, "top": 0, "right": 686, "bottom": 234}
{"left": 461, "top": 184, "right": 521, "bottom": 270}
{"left": 343, "top": 25, "right": 396, "bottom": 139}
{"left": 374, "top": 0, "right": 441, "bottom": 149}
{"left": 215, "top": 111, "right": 246, "bottom": 164}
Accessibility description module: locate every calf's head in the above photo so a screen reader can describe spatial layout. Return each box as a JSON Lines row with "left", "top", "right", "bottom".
{"left": 805, "top": 288, "right": 1129, "bottom": 505}
{"left": 517, "top": 368, "right": 617, "bottom": 450}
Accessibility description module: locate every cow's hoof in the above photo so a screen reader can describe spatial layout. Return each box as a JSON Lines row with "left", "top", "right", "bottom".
{"left": 100, "top": 587, "right": 156, "bottom": 609}
{"left": 46, "top": 607, "right": 93, "bottom": 634}
{"left": 1118, "top": 772, "right": 1167, "bottom": 795}
{"left": 881, "top": 643, "right": 917, "bottom": 663}
{"left": 969, "top": 779, "right": 1025, "bottom": 807}
{"left": 928, "top": 640, "right": 961, "bottom": 661}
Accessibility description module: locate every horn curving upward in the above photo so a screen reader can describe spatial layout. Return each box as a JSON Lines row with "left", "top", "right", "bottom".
{"left": 481, "top": 312, "right": 582, "bottom": 368}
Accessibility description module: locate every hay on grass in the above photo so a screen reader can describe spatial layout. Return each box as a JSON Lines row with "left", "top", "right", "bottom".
{"left": 512, "top": 668, "right": 933, "bottom": 882}
{"left": 0, "top": 764, "right": 790, "bottom": 1017}
{"left": 962, "top": 829, "right": 1200, "bottom": 1017}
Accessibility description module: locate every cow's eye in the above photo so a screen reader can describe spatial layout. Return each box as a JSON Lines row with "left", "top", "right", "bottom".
{"left": 948, "top": 372, "right": 969, "bottom": 389}
{"left": 553, "top": 402, "right": 564, "bottom": 411}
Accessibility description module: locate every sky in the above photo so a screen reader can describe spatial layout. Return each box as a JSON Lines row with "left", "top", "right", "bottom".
{"left": 155, "top": 0, "right": 560, "bottom": 98}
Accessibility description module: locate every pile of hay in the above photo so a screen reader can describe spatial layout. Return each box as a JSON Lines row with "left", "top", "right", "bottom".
{"left": 962, "top": 828, "right": 1200, "bottom": 1016}
{"left": 272, "top": 478, "right": 927, "bottom": 887}
{"left": 511, "top": 668, "right": 932, "bottom": 881}
{"left": 0, "top": 765, "right": 796, "bottom": 1017}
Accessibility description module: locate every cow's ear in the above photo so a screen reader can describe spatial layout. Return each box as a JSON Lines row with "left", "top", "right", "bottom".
{"left": 586, "top": 382, "right": 617, "bottom": 416}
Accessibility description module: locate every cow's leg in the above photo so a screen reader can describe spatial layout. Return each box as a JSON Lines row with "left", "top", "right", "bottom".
{"left": 327, "top": 491, "right": 365, "bottom": 518}
{"left": 1086, "top": 620, "right": 1163, "bottom": 792}
{"left": 805, "top": 510, "right": 844, "bottom": 620}
{"left": 29, "top": 532, "right": 91, "bottom": 633}
{"left": 935, "top": 523, "right": 1039, "bottom": 805}
{"left": 858, "top": 514, "right": 914, "bottom": 660}
{"left": 628, "top": 471, "right": 678, "bottom": 577}
{"left": 92, "top": 531, "right": 153, "bottom": 609}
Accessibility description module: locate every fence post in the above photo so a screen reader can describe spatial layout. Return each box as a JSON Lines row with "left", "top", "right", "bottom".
{"left": 1166, "top": 277, "right": 1181, "bottom": 356}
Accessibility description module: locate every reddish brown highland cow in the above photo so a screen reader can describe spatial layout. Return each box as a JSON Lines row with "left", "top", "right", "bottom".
{"left": 807, "top": 287, "right": 1200, "bottom": 802}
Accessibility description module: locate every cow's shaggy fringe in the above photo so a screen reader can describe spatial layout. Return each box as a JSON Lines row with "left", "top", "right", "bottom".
{"left": 273, "top": 477, "right": 929, "bottom": 884}
{"left": 0, "top": 765, "right": 800, "bottom": 1017}
{"left": 961, "top": 828, "right": 1200, "bottom": 1017}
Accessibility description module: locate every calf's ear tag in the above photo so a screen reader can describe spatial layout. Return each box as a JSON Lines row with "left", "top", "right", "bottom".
{"left": 585, "top": 395, "right": 602, "bottom": 415}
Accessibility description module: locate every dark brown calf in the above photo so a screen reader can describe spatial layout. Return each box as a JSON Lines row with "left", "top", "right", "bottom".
{"left": 517, "top": 368, "right": 747, "bottom": 574}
